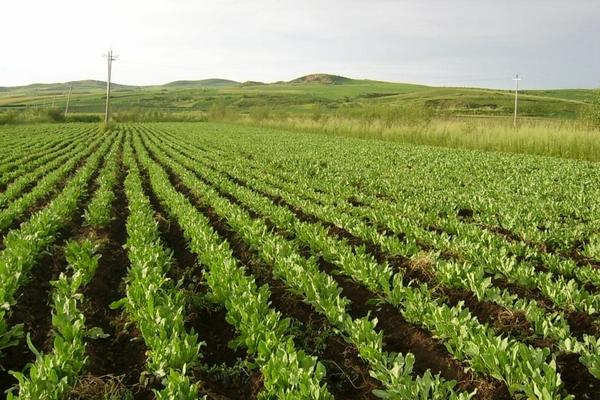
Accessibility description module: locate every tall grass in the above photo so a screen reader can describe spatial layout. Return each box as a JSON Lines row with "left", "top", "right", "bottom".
{"left": 237, "top": 115, "right": 600, "bottom": 162}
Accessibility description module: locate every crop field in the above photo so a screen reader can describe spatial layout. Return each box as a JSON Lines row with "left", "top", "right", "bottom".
{"left": 0, "top": 122, "right": 599, "bottom": 400}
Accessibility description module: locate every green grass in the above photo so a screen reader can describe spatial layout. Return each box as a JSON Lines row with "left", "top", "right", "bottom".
{"left": 230, "top": 116, "right": 600, "bottom": 162}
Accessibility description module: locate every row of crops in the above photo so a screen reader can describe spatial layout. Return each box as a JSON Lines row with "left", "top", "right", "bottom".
{"left": 0, "top": 122, "right": 598, "bottom": 399}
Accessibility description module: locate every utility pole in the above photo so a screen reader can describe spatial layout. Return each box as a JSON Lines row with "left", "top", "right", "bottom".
{"left": 513, "top": 73, "right": 521, "bottom": 128}
{"left": 64, "top": 86, "right": 72, "bottom": 117}
{"left": 103, "top": 49, "right": 117, "bottom": 124}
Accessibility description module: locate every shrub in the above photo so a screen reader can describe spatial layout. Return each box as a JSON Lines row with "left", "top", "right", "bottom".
{"left": 0, "top": 110, "right": 18, "bottom": 125}
{"left": 65, "top": 114, "right": 101, "bottom": 123}
{"left": 47, "top": 108, "right": 65, "bottom": 122}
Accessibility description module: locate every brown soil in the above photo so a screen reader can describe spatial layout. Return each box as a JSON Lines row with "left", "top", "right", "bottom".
{"left": 557, "top": 353, "right": 600, "bottom": 400}
{"left": 457, "top": 208, "right": 475, "bottom": 220}
{"left": 565, "top": 311, "right": 600, "bottom": 339}
{"left": 0, "top": 142, "right": 101, "bottom": 242}
{"left": 0, "top": 244, "right": 65, "bottom": 395}
{"left": 318, "top": 258, "right": 510, "bottom": 400}
{"left": 347, "top": 196, "right": 367, "bottom": 208}
{"left": 145, "top": 141, "right": 507, "bottom": 399}
{"left": 441, "top": 287, "right": 537, "bottom": 343}
{"left": 72, "top": 156, "right": 154, "bottom": 400}
{"left": 136, "top": 147, "right": 260, "bottom": 399}
{"left": 491, "top": 278, "right": 555, "bottom": 312}
{"left": 0, "top": 149, "right": 103, "bottom": 396}
{"left": 174, "top": 136, "right": 600, "bottom": 280}
{"left": 198, "top": 206, "right": 382, "bottom": 399}
{"left": 225, "top": 177, "right": 543, "bottom": 349}
{"left": 209, "top": 167, "right": 600, "bottom": 398}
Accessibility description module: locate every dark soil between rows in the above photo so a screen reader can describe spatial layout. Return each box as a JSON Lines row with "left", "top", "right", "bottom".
{"left": 0, "top": 243, "right": 66, "bottom": 396}
{"left": 317, "top": 258, "right": 510, "bottom": 400}
{"left": 483, "top": 223, "right": 600, "bottom": 279}
{"left": 557, "top": 353, "right": 600, "bottom": 400}
{"left": 139, "top": 160, "right": 258, "bottom": 400}
{"left": 69, "top": 153, "right": 154, "bottom": 400}
{"left": 188, "top": 196, "right": 381, "bottom": 400}
{"left": 0, "top": 145, "right": 105, "bottom": 397}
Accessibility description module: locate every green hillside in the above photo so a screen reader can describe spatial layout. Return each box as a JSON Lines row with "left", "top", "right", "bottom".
{"left": 0, "top": 73, "right": 595, "bottom": 119}
{"left": 0, "top": 80, "right": 138, "bottom": 94}
{"left": 162, "top": 79, "right": 240, "bottom": 88}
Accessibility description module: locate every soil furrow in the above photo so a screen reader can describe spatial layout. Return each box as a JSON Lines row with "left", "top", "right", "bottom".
{"left": 69, "top": 149, "right": 153, "bottom": 400}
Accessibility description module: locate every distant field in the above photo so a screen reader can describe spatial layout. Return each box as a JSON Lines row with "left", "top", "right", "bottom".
{"left": 0, "top": 122, "right": 599, "bottom": 399}
{"left": 0, "top": 74, "right": 593, "bottom": 119}
{"left": 0, "top": 75, "right": 598, "bottom": 165}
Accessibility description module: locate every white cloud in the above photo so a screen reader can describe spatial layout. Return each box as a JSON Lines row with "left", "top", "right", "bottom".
{"left": 1, "top": 0, "right": 598, "bottom": 88}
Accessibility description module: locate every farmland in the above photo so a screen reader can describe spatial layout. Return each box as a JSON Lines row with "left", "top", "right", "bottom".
{"left": 0, "top": 122, "right": 599, "bottom": 400}
{"left": 2, "top": 76, "right": 599, "bottom": 162}
{"left": 0, "top": 76, "right": 593, "bottom": 119}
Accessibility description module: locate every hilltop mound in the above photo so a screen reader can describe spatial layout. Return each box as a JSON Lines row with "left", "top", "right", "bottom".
{"left": 163, "top": 79, "right": 239, "bottom": 88}
{"left": 240, "top": 80, "right": 267, "bottom": 87}
{"left": 0, "top": 80, "right": 136, "bottom": 93}
{"left": 290, "top": 74, "right": 352, "bottom": 85}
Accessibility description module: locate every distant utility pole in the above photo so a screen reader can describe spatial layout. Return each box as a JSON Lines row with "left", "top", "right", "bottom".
{"left": 103, "top": 49, "right": 117, "bottom": 123}
{"left": 64, "top": 86, "right": 72, "bottom": 117}
{"left": 513, "top": 73, "right": 521, "bottom": 127}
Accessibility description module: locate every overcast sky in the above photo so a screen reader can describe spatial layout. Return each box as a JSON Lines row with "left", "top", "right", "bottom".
{"left": 1, "top": 0, "right": 599, "bottom": 89}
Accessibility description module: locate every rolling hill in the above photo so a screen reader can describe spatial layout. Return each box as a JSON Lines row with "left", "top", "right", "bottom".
{"left": 0, "top": 74, "right": 595, "bottom": 119}
{"left": 289, "top": 74, "right": 353, "bottom": 85}
{"left": 162, "top": 79, "right": 240, "bottom": 88}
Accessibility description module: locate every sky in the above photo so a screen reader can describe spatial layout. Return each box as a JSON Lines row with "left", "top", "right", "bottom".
{"left": 1, "top": 0, "right": 599, "bottom": 89}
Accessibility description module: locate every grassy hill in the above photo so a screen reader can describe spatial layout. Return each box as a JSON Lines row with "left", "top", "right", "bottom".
{"left": 0, "top": 80, "right": 138, "bottom": 94}
{"left": 289, "top": 73, "right": 353, "bottom": 85}
{"left": 0, "top": 73, "right": 595, "bottom": 119}
{"left": 162, "top": 79, "right": 240, "bottom": 88}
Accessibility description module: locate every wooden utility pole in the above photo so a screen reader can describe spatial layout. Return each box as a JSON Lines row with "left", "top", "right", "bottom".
{"left": 513, "top": 73, "right": 521, "bottom": 127}
{"left": 64, "top": 86, "right": 72, "bottom": 117}
{"left": 103, "top": 50, "right": 117, "bottom": 123}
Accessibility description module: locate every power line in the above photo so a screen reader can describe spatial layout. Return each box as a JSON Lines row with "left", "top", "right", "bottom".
{"left": 102, "top": 49, "right": 118, "bottom": 124}
{"left": 513, "top": 73, "right": 522, "bottom": 127}
{"left": 64, "top": 86, "right": 72, "bottom": 117}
